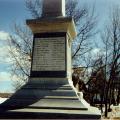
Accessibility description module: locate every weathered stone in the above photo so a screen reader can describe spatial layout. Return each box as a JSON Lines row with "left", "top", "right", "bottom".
{"left": 42, "top": 0, "right": 65, "bottom": 17}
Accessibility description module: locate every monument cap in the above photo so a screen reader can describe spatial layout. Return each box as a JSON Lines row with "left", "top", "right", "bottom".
{"left": 42, "top": 0, "right": 65, "bottom": 17}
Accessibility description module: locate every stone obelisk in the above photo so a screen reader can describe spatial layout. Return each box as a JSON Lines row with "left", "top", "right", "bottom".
{"left": 42, "top": 0, "right": 65, "bottom": 17}
{"left": 0, "top": 0, "right": 101, "bottom": 119}
{"left": 27, "top": 0, "right": 76, "bottom": 85}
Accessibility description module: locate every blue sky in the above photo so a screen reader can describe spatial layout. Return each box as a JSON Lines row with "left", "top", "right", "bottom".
{"left": 0, "top": 0, "right": 120, "bottom": 93}
{"left": 0, "top": 0, "right": 31, "bottom": 32}
{"left": 0, "top": 0, "right": 31, "bottom": 92}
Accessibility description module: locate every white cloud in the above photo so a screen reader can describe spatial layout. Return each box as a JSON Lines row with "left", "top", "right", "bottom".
{"left": 0, "top": 72, "right": 11, "bottom": 81}
{"left": 0, "top": 46, "right": 12, "bottom": 64}
{"left": 92, "top": 48, "right": 106, "bottom": 56}
{"left": 0, "top": 31, "right": 11, "bottom": 64}
{"left": 0, "top": 71, "right": 18, "bottom": 83}
{"left": 0, "top": 31, "right": 10, "bottom": 41}
{"left": 92, "top": 48, "right": 101, "bottom": 54}
{"left": 0, "top": 71, "right": 14, "bottom": 92}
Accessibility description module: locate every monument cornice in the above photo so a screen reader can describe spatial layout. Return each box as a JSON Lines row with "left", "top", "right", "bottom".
{"left": 26, "top": 17, "right": 77, "bottom": 40}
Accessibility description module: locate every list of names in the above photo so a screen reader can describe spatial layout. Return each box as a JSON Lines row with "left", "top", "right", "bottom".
{"left": 32, "top": 37, "right": 65, "bottom": 71}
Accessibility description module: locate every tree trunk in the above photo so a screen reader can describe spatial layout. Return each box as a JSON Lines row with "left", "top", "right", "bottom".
{"left": 100, "top": 94, "right": 104, "bottom": 113}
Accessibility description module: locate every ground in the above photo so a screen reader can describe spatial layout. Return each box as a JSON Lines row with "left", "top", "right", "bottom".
{"left": 102, "top": 104, "right": 120, "bottom": 120}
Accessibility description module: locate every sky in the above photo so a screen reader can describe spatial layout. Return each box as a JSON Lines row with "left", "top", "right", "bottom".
{"left": 0, "top": 0, "right": 120, "bottom": 93}
{"left": 0, "top": 0, "right": 31, "bottom": 92}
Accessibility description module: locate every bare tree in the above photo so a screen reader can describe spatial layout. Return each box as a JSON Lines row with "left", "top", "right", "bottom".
{"left": 26, "top": 0, "right": 97, "bottom": 64}
{"left": 67, "top": 1, "right": 97, "bottom": 64}
{"left": 25, "top": 0, "right": 42, "bottom": 18}
{"left": 86, "top": 56, "right": 106, "bottom": 106}
{"left": 101, "top": 6, "right": 120, "bottom": 117}
{"left": 8, "top": 0, "right": 98, "bottom": 90}
{"left": 8, "top": 23, "right": 33, "bottom": 90}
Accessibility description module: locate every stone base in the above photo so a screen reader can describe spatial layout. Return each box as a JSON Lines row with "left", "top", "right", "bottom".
{"left": 0, "top": 78, "right": 101, "bottom": 119}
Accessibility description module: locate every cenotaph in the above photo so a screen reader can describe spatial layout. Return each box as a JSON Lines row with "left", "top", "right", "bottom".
{"left": 0, "top": 0, "right": 101, "bottom": 119}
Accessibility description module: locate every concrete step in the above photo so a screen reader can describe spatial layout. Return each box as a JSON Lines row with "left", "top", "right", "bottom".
{"left": 0, "top": 81, "right": 101, "bottom": 119}
{"left": 23, "top": 84, "right": 72, "bottom": 90}
{"left": 29, "top": 98, "right": 88, "bottom": 110}
{"left": 2, "top": 98, "right": 88, "bottom": 110}
{"left": 0, "top": 109, "right": 101, "bottom": 119}
{"left": 0, "top": 97, "right": 87, "bottom": 110}
{"left": 23, "top": 86, "right": 72, "bottom": 90}
{"left": 9, "top": 89, "right": 76, "bottom": 99}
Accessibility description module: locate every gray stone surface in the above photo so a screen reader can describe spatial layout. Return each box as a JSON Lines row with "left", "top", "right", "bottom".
{"left": 0, "top": 110, "right": 101, "bottom": 119}
{"left": 0, "top": 78, "right": 101, "bottom": 119}
{"left": 32, "top": 37, "right": 65, "bottom": 71}
{"left": 42, "top": 0, "right": 65, "bottom": 17}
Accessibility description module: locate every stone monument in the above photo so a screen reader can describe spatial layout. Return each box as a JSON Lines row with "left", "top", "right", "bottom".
{"left": 0, "top": 0, "right": 101, "bottom": 119}
{"left": 42, "top": 0, "right": 65, "bottom": 17}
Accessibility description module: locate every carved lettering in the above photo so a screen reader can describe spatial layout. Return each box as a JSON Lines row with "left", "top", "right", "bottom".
{"left": 32, "top": 37, "right": 65, "bottom": 71}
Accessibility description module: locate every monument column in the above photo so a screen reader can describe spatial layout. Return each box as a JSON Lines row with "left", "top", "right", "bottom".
{"left": 26, "top": 0, "right": 76, "bottom": 84}
{"left": 42, "top": 0, "right": 65, "bottom": 17}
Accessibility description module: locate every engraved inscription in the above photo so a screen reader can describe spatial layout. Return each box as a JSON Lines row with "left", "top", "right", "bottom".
{"left": 32, "top": 37, "right": 65, "bottom": 71}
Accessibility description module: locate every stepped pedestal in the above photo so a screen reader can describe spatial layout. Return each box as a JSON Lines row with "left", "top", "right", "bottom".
{"left": 0, "top": 78, "right": 101, "bottom": 119}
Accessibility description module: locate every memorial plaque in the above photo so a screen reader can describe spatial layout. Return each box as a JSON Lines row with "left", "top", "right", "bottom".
{"left": 32, "top": 37, "right": 65, "bottom": 71}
